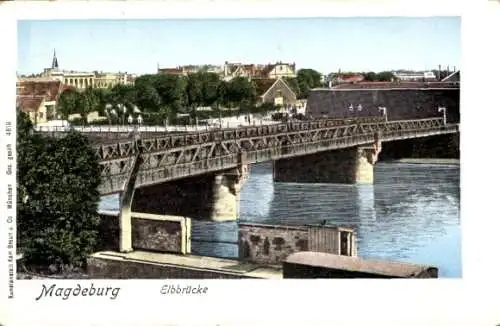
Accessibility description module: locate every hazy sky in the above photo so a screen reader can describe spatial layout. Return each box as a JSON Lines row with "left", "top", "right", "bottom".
{"left": 17, "top": 17, "right": 460, "bottom": 75}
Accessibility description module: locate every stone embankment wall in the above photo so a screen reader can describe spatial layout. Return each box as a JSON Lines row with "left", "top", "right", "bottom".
{"left": 97, "top": 212, "right": 190, "bottom": 254}
{"left": 87, "top": 256, "right": 249, "bottom": 279}
{"left": 307, "top": 88, "right": 460, "bottom": 123}
{"left": 238, "top": 223, "right": 356, "bottom": 265}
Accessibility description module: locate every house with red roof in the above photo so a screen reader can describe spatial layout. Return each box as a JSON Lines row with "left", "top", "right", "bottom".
{"left": 335, "top": 74, "right": 365, "bottom": 84}
{"left": 16, "top": 80, "right": 74, "bottom": 124}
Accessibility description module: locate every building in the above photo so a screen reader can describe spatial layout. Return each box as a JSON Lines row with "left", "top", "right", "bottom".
{"left": 158, "top": 61, "right": 297, "bottom": 81}
{"left": 157, "top": 67, "right": 188, "bottom": 77}
{"left": 306, "top": 82, "right": 460, "bottom": 122}
{"left": 221, "top": 62, "right": 256, "bottom": 81}
{"left": 393, "top": 71, "right": 437, "bottom": 81}
{"left": 238, "top": 223, "right": 358, "bottom": 265}
{"left": 259, "top": 61, "right": 296, "bottom": 79}
{"left": 16, "top": 80, "right": 72, "bottom": 124}
{"left": 335, "top": 74, "right": 365, "bottom": 84}
{"left": 158, "top": 64, "right": 224, "bottom": 77}
{"left": 19, "top": 50, "right": 135, "bottom": 90}
{"left": 283, "top": 252, "right": 438, "bottom": 278}
{"left": 16, "top": 96, "right": 49, "bottom": 124}
{"left": 253, "top": 77, "right": 297, "bottom": 109}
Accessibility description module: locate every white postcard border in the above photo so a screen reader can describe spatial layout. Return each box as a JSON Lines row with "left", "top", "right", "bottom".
{"left": 1, "top": 1, "right": 499, "bottom": 325}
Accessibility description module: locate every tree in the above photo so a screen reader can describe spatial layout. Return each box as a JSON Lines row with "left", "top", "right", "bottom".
{"left": 92, "top": 88, "right": 112, "bottom": 117}
{"left": 135, "top": 83, "right": 161, "bottom": 113}
{"left": 375, "top": 71, "right": 395, "bottom": 82}
{"left": 78, "top": 88, "right": 100, "bottom": 124}
{"left": 107, "top": 84, "right": 137, "bottom": 122}
{"left": 227, "top": 77, "right": 257, "bottom": 116}
{"left": 200, "top": 72, "right": 221, "bottom": 107}
{"left": 151, "top": 75, "right": 187, "bottom": 123}
{"left": 296, "top": 68, "right": 323, "bottom": 99}
{"left": 17, "top": 111, "right": 101, "bottom": 270}
{"left": 362, "top": 72, "right": 377, "bottom": 82}
{"left": 57, "top": 89, "right": 80, "bottom": 120}
{"left": 285, "top": 77, "right": 301, "bottom": 98}
{"left": 186, "top": 73, "right": 204, "bottom": 123}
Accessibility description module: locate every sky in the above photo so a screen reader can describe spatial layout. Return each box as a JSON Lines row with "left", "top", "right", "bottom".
{"left": 17, "top": 17, "right": 460, "bottom": 76}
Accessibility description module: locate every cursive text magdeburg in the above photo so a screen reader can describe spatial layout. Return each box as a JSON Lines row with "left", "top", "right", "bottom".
{"left": 35, "top": 283, "right": 121, "bottom": 301}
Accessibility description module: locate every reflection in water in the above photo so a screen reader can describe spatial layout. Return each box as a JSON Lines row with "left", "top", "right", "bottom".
{"left": 99, "top": 161, "right": 461, "bottom": 277}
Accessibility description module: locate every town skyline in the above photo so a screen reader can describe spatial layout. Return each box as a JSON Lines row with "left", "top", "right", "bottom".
{"left": 18, "top": 17, "right": 460, "bottom": 76}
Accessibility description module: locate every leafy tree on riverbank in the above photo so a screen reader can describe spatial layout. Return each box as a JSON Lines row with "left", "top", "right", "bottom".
{"left": 17, "top": 110, "right": 101, "bottom": 271}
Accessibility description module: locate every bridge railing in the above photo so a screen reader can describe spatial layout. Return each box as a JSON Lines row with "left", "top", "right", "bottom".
{"left": 35, "top": 116, "right": 387, "bottom": 137}
{"left": 97, "top": 119, "right": 458, "bottom": 194}
{"left": 126, "top": 121, "right": 458, "bottom": 188}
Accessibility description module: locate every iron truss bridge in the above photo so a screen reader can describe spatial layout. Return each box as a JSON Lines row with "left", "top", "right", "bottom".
{"left": 38, "top": 116, "right": 459, "bottom": 195}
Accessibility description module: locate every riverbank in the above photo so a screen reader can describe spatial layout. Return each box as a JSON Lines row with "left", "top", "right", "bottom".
{"left": 389, "top": 158, "right": 459, "bottom": 165}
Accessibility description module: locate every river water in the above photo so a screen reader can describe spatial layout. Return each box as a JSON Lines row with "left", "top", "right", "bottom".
{"left": 100, "top": 162, "right": 461, "bottom": 278}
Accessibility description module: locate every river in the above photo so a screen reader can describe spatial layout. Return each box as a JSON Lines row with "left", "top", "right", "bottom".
{"left": 100, "top": 162, "right": 461, "bottom": 278}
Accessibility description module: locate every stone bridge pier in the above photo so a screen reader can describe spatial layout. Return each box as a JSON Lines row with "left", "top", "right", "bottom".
{"left": 274, "top": 141, "right": 382, "bottom": 184}
{"left": 131, "top": 154, "right": 249, "bottom": 222}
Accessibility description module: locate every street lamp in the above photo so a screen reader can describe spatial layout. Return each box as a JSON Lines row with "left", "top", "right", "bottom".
{"left": 137, "top": 114, "right": 143, "bottom": 125}
{"left": 378, "top": 106, "right": 387, "bottom": 122}
{"left": 357, "top": 104, "right": 363, "bottom": 111}
{"left": 127, "top": 114, "right": 133, "bottom": 125}
{"left": 348, "top": 104, "right": 354, "bottom": 112}
{"left": 438, "top": 107, "right": 447, "bottom": 125}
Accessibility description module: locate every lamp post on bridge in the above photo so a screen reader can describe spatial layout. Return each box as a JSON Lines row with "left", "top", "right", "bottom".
{"left": 348, "top": 104, "right": 354, "bottom": 119}
{"left": 438, "top": 107, "right": 447, "bottom": 126}
{"left": 378, "top": 106, "right": 387, "bottom": 122}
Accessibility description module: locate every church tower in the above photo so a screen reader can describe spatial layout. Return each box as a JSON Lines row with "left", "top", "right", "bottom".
{"left": 51, "top": 49, "right": 59, "bottom": 70}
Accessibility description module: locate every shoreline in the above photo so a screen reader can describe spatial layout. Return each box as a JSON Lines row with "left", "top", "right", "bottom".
{"left": 388, "top": 158, "right": 460, "bottom": 165}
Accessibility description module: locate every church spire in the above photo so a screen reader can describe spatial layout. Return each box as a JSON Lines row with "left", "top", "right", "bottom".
{"left": 51, "top": 49, "right": 59, "bottom": 69}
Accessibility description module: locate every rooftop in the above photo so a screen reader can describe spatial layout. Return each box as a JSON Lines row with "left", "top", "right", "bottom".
{"left": 16, "top": 96, "right": 45, "bottom": 112}
{"left": 17, "top": 80, "right": 64, "bottom": 101}
{"left": 285, "top": 252, "right": 437, "bottom": 278}
{"left": 324, "top": 81, "right": 460, "bottom": 90}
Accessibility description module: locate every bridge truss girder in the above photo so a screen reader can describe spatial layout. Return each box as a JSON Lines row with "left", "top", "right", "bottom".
{"left": 93, "top": 117, "right": 457, "bottom": 194}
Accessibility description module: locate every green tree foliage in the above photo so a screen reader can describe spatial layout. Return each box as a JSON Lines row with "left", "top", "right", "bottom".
{"left": 227, "top": 77, "right": 257, "bottom": 114}
{"left": 17, "top": 110, "right": 101, "bottom": 269}
{"left": 200, "top": 72, "right": 221, "bottom": 107}
{"left": 362, "top": 72, "right": 377, "bottom": 82}
{"left": 134, "top": 82, "right": 161, "bottom": 113}
{"left": 92, "top": 88, "right": 112, "bottom": 117}
{"left": 285, "top": 78, "right": 301, "bottom": 98}
{"left": 186, "top": 73, "right": 204, "bottom": 121}
{"left": 362, "top": 71, "right": 395, "bottom": 82}
{"left": 78, "top": 87, "right": 100, "bottom": 124}
{"left": 375, "top": 71, "right": 395, "bottom": 82}
{"left": 294, "top": 68, "right": 323, "bottom": 99}
{"left": 57, "top": 88, "right": 80, "bottom": 120}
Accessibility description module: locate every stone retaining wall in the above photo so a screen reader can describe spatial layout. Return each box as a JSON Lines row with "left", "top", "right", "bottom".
{"left": 97, "top": 212, "right": 191, "bottom": 254}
